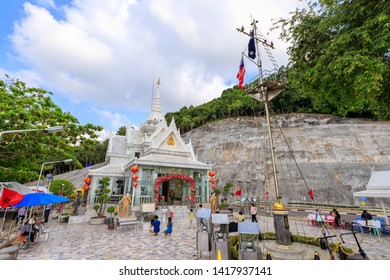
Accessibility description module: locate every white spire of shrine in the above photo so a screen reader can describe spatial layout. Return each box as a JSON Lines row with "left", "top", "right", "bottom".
{"left": 147, "top": 78, "right": 163, "bottom": 123}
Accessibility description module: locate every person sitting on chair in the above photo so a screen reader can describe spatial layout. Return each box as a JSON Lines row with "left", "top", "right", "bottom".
{"left": 361, "top": 210, "right": 373, "bottom": 222}
{"left": 235, "top": 211, "right": 245, "bottom": 222}
{"left": 20, "top": 221, "right": 37, "bottom": 245}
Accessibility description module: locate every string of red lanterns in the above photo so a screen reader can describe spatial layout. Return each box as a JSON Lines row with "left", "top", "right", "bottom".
{"left": 130, "top": 165, "right": 139, "bottom": 188}
{"left": 208, "top": 171, "right": 216, "bottom": 190}
{"left": 82, "top": 177, "right": 92, "bottom": 206}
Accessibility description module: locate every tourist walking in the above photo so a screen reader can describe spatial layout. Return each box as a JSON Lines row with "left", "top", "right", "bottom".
{"left": 250, "top": 203, "right": 258, "bottom": 223}
{"left": 188, "top": 208, "right": 195, "bottom": 229}
{"left": 17, "top": 206, "right": 27, "bottom": 224}
{"left": 164, "top": 216, "right": 173, "bottom": 236}
{"left": 151, "top": 215, "right": 160, "bottom": 236}
{"left": 44, "top": 204, "right": 51, "bottom": 223}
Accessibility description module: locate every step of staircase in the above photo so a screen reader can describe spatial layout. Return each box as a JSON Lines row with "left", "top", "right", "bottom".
{"left": 167, "top": 205, "right": 190, "bottom": 220}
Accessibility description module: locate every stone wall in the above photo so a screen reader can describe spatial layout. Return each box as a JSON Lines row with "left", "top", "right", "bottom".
{"left": 182, "top": 114, "right": 390, "bottom": 207}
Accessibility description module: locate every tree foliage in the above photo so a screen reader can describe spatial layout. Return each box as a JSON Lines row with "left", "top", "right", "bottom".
{"left": 49, "top": 178, "right": 74, "bottom": 198}
{"left": 165, "top": 87, "right": 264, "bottom": 133}
{"left": 116, "top": 126, "right": 126, "bottom": 136}
{"left": 274, "top": 0, "right": 390, "bottom": 119}
{"left": 94, "top": 177, "right": 111, "bottom": 218}
{"left": 74, "top": 138, "right": 108, "bottom": 167}
{"left": 0, "top": 77, "right": 103, "bottom": 182}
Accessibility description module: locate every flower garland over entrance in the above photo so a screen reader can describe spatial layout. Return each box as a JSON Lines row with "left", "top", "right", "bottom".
{"left": 154, "top": 174, "right": 196, "bottom": 207}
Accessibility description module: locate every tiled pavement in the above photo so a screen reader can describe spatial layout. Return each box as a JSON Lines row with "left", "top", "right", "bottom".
{"left": 14, "top": 212, "right": 390, "bottom": 260}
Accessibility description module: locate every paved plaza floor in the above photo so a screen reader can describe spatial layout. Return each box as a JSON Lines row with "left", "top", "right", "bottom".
{"left": 13, "top": 213, "right": 390, "bottom": 260}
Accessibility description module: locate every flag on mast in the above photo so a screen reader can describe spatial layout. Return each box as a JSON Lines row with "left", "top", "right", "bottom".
{"left": 236, "top": 57, "right": 246, "bottom": 89}
{"left": 308, "top": 188, "right": 315, "bottom": 200}
{"left": 248, "top": 29, "right": 256, "bottom": 59}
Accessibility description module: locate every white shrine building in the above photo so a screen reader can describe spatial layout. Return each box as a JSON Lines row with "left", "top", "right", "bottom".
{"left": 88, "top": 79, "right": 211, "bottom": 207}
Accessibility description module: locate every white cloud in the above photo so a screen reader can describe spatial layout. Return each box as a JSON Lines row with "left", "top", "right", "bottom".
{"left": 91, "top": 107, "right": 132, "bottom": 132}
{"left": 3, "top": 0, "right": 307, "bottom": 133}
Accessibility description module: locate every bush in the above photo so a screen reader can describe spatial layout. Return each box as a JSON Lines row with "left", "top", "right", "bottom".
{"left": 50, "top": 178, "right": 74, "bottom": 197}
{"left": 94, "top": 177, "right": 111, "bottom": 217}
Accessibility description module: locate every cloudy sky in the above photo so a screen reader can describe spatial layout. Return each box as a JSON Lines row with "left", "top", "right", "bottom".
{"left": 0, "top": 0, "right": 307, "bottom": 140}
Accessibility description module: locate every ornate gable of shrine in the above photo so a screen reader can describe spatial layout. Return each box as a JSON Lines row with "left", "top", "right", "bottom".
{"left": 148, "top": 118, "right": 189, "bottom": 154}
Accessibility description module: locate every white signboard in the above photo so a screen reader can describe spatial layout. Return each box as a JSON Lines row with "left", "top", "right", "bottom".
{"left": 141, "top": 203, "right": 155, "bottom": 213}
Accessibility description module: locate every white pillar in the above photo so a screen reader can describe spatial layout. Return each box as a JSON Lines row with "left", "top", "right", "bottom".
{"left": 381, "top": 199, "right": 389, "bottom": 225}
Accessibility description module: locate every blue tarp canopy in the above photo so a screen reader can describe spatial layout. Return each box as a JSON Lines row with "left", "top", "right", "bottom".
{"left": 13, "top": 192, "right": 70, "bottom": 207}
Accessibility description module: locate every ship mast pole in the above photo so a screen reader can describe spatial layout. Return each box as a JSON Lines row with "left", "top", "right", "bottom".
{"left": 252, "top": 19, "right": 280, "bottom": 199}
{"left": 238, "top": 18, "right": 292, "bottom": 248}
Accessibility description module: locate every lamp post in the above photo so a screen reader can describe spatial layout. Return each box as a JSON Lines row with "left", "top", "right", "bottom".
{"left": 0, "top": 126, "right": 63, "bottom": 142}
{"left": 36, "top": 159, "right": 73, "bottom": 192}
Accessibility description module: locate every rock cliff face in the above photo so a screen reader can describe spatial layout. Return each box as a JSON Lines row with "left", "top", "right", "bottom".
{"left": 182, "top": 114, "right": 390, "bottom": 207}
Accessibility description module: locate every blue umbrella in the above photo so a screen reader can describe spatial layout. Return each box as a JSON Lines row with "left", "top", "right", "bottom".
{"left": 13, "top": 192, "right": 70, "bottom": 207}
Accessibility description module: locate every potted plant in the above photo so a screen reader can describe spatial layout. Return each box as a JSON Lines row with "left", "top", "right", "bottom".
{"left": 58, "top": 203, "right": 72, "bottom": 223}
{"left": 89, "top": 177, "right": 111, "bottom": 225}
{"left": 107, "top": 206, "right": 118, "bottom": 230}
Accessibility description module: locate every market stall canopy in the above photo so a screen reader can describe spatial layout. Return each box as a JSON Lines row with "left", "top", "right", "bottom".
{"left": 28, "top": 186, "right": 50, "bottom": 194}
{"left": 353, "top": 170, "right": 390, "bottom": 225}
{"left": 353, "top": 171, "right": 390, "bottom": 198}
{"left": 0, "top": 182, "right": 33, "bottom": 195}
{"left": 12, "top": 192, "right": 70, "bottom": 207}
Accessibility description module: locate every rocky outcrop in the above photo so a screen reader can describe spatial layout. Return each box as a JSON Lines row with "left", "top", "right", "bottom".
{"left": 182, "top": 114, "right": 390, "bottom": 207}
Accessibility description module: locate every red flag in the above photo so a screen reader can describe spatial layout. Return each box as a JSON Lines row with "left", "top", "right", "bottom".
{"left": 0, "top": 188, "right": 24, "bottom": 208}
{"left": 236, "top": 57, "right": 246, "bottom": 89}
{"left": 308, "top": 188, "right": 315, "bottom": 200}
{"left": 235, "top": 189, "right": 242, "bottom": 196}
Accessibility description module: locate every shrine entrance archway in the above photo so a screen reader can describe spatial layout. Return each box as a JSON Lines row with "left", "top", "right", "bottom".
{"left": 154, "top": 174, "right": 196, "bottom": 206}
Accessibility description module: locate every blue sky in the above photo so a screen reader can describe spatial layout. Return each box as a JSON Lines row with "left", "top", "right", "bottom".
{"left": 0, "top": 0, "right": 306, "bottom": 140}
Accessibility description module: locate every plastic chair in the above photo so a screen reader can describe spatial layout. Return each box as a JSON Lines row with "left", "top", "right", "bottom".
{"left": 353, "top": 218, "right": 366, "bottom": 233}
{"left": 373, "top": 218, "right": 387, "bottom": 235}
{"left": 367, "top": 219, "right": 382, "bottom": 237}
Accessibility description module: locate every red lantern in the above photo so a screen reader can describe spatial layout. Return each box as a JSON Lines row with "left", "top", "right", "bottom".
{"left": 83, "top": 177, "right": 91, "bottom": 185}
{"left": 210, "top": 177, "right": 216, "bottom": 184}
{"left": 208, "top": 171, "right": 215, "bottom": 177}
{"left": 211, "top": 185, "right": 216, "bottom": 189}
{"left": 132, "top": 174, "right": 139, "bottom": 181}
{"left": 82, "top": 184, "right": 90, "bottom": 191}
{"left": 133, "top": 182, "right": 138, "bottom": 188}
{"left": 131, "top": 165, "right": 139, "bottom": 173}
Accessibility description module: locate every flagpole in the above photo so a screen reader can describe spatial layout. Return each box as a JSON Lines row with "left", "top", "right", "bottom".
{"left": 251, "top": 19, "right": 280, "bottom": 199}
{"left": 237, "top": 18, "right": 291, "bottom": 248}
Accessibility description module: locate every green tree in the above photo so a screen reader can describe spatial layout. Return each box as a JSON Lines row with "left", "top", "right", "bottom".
{"left": 74, "top": 138, "right": 108, "bottom": 167}
{"left": 94, "top": 177, "right": 111, "bottom": 217}
{"left": 50, "top": 178, "right": 74, "bottom": 198}
{"left": 275, "top": 0, "right": 390, "bottom": 119}
{"left": 116, "top": 126, "right": 126, "bottom": 136}
{"left": 0, "top": 77, "right": 103, "bottom": 182}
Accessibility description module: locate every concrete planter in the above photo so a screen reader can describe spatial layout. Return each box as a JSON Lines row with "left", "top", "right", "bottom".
{"left": 58, "top": 214, "right": 70, "bottom": 223}
{"left": 89, "top": 217, "right": 105, "bottom": 225}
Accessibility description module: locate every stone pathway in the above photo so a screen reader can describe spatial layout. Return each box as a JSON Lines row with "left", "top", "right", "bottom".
{"left": 15, "top": 213, "right": 390, "bottom": 260}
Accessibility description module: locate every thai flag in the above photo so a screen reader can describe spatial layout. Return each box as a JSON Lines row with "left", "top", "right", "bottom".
{"left": 236, "top": 57, "right": 246, "bottom": 89}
